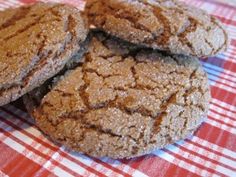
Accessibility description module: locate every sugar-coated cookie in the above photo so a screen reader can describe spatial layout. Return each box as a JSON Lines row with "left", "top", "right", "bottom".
{"left": 85, "top": 0, "right": 228, "bottom": 57}
{"left": 24, "top": 32, "right": 210, "bottom": 159}
{"left": 0, "top": 2, "right": 88, "bottom": 105}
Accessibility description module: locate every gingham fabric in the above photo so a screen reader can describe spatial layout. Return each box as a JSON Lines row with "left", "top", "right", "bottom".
{"left": 0, "top": 0, "right": 235, "bottom": 176}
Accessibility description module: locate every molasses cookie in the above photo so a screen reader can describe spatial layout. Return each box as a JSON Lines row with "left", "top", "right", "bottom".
{"left": 0, "top": 2, "right": 88, "bottom": 106}
{"left": 24, "top": 32, "right": 210, "bottom": 159}
{"left": 85, "top": 0, "right": 228, "bottom": 57}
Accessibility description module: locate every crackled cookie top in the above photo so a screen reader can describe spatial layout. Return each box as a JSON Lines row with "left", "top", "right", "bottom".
{"left": 24, "top": 32, "right": 210, "bottom": 159}
{"left": 85, "top": 0, "right": 228, "bottom": 57}
{"left": 0, "top": 2, "right": 88, "bottom": 106}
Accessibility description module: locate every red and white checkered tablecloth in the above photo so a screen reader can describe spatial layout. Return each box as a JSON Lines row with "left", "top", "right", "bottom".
{"left": 0, "top": 0, "right": 236, "bottom": 176}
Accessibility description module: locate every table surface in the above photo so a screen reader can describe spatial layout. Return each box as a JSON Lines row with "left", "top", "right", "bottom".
{"left": 0, "top": 0, "right": 236, "bottom": 177}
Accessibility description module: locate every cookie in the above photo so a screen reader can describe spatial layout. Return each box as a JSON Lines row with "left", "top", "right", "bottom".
{"left": 85, "top": 0, "right": 228, "bottom": 57}
{"left": 24, "top": 32, "right": 210, "bottom": 159}
{"left": 0, "top": 2, "right": 88, "bottom": 106}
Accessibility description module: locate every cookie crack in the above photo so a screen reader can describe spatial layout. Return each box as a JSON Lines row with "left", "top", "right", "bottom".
{"left": 150, "top": 7, "right": 172, "bottom": 46}
{"left": 94, "top": 32, "right": 142, "bottom": 59}
{"left": 204, "top": 38, "right": 214, "bottom": 53}
{"left": 0, "top": 6, "right": 31, "bottom": 31}
{"left": 80, "top": 52, "right": 201, "bottom": 118}
{"left": 210, "top": 17, "right": 228, "bottom": 54}
{"left": 110, "top": 12, "right": 153, "bottom": 33}
{"left": 67, "top": 15, "right": 77, "bottom": 40}
{"left": 79, "top": 56, "right": 92, "bottom": 109}
{"left": 2, "top": 4, "right": 67, "bottom": 41}
{"left": 56, "top": 111, "right": 138, "bottom": 142}
{"left": 85, "top": 67, "right": 123, "bottom": 79}
{"left": 131, "top": 66, "right": 138, "bottom": 88}
{"left": 189, "top": 68, "right": 198, "bottom": 80}
{"left": 50, "top": 9, "right": 63, "bottom": 18}
{"left": 151, "top": 91, "right": 178, "bottom": 134}
{"left": 81, "top": 118, "right": 138, "bottom": 143}
{"left": 92, "top": 1, "right": 154, "bottom": 35}
{"left": 3, "top": 16, "right": 44, "bottom": 41}
{"left": 0, "top": 32, "right": 48, "bottom": 90}
{"left": 0, "top": 27, "right": 77, "bottom": 97}
{"left": 177, "top": 17, "right": 199, "bottom": 55}
{"left": 169, "top": 55, "right": 182, "bottom": 65}
{"left": 54, "top": 89, "right": 74, "bottom": 97}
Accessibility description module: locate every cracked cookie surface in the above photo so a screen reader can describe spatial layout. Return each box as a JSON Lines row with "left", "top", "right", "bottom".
{"left": 24, "top": 32, "right": 210, "bottom": 159}
{"left": 0, "top": 2, "right": 88, "bottom": 106}
{"left": 85, "top": 0, "right": 228, "bottom": 57}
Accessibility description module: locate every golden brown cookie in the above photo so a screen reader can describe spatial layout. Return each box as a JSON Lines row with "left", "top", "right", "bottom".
{"left": 0, "top": 2, "right": 88, "bottom": 106}
{"left": 24, "top": 32, "right": 210, "bottom": 159}
{"left": 85, "top": 0, "right": 228, "bottom": 57}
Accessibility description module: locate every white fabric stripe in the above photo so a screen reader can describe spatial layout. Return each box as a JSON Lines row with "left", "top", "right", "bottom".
{"left": 204, "top": 65, "right": 236, "bottom": 82}
{"left": 212, "top": 71, "right": 236, "bottom": 83}
{"left": 0, "top": 123, "right": 74, "bottom": 177}
{"left": 100, "top": 157, "right": 148, "bottom": 177}
{"left": 4, "top": 105, "right": 147, "bottom": 177}
{"left": 7, "top": 0, "right": 24, "bottom": 5}
{"left": 40, "top": 0, "right": 64, "bottom": 3}
{"left": 3, "top": 0, "right": 22, "bottom": 7}
{"left": 0, "top": 0, "right": 16, "bottom": 9}
{"left": 64, "top": 151, "right": 124, "bottom": 177}
{"left": 132, "top": 171, "right": 149, "bottom": 177}
{"left": 0, "top": 3, "right": 10, "bottom": 9}
{"left": 213, "top": 82, "right": 236, "bottom": 94}
{"left": 2, "top": 105, "right": 139, "bottom": 177}
{"left": 209, "top": 110, "right": 236, "bottom": 127}
{"left": 152, "top": 149, "right": 219, "bottom": 177}
{"left": 0, "top": 0, "right": 22, "bottom": 10}
{"left": 0, "top": 108, "right": 50, "bottom": 142}
{"left": 200, "top": 4, "right": 232, "bottom": 18}
{"left": 168, "top": 144, "right": 236, "bottom": 177}
{"left": 222, "top": 51, "right": 236, "bottom": 64}
{"left": 227, "top": 25, "right": 236, "bottom": 34}
{"left": 1, "top": 109, "right": 123, "bottom": 177}
{"left": 228, "top": 45, "right": 236, "bottom": 55}
{"left": 5, "top": 105, "right": 147, "bottom": 177}
{"left": 203, "top": 62, "right": 236, "bottom": 78}
{"left": 47, "top": 150, "right": 87, "bottom": 177}
{"left": 227, "top": 29, "right": 236, "bottom": 39}
{"left": 191, "top": 137, "right": 236, "bottom": 160}
{"left": 211, "top": 98, "right": 236, "bottom": 112}
{"left": 176, "top": 141, "right": 236, "bottom": 171}
{"left": 207, "top": 72, "right": 236, "bottom": 89}
{"left": 205, "top": 119, "right": 236, "bottom": 135}
{"left": 0, "top": 1, "right": 235, "bottom": 176}
{"left": 0, "top": 111, "right": 100, "bottom": 177}
{"left": 0, "top": 111, "right": 87, "bottom": 177}
{"left": 215, "top": 53, "right": 236, "bottom": 64}
{"left": 0, "top": 170, "right": 9, "bottom": 177}
{"left": 4, "top": 103, "right": 236, "bottom": 176}
{"left": 210, "top": 104, "right": 236, "bottom": 120}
